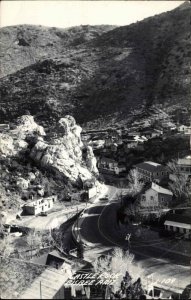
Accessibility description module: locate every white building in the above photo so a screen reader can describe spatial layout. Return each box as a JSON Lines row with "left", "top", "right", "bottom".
{"left": 22, "top": 195, "right": 57, "bottom": 215}
{"left": 140, "top": 183, "right": 173, "bottom": 210}
{"left": 98, "top": 157, "right": 125, "bottom": 175}
{"left": 164, "top": 213, "right": 191, "bottom": 239}
{"left": 178, "top": 125, "right": 191, "bottom": 135}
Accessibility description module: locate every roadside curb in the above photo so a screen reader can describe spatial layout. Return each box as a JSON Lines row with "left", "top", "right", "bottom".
{"left": 71, "top": 207, "right": 95, "bottom": 250}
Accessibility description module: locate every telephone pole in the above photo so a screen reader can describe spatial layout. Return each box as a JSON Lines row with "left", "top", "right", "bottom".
{"left": 40, "top": 281, "right": 42, "bottom": 299}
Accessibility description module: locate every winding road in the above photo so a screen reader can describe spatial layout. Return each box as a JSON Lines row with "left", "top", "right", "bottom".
{"left": 72, "top": 187, "right": 191, "bottom": 293}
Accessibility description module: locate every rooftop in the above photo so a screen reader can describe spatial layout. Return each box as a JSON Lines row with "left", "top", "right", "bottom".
{"left": 151, "top": 183, "right": 173, "bottom": 196}
{"left": 100, "top": 157, "right": 118, "bottom": 164}
{"left": 135, "top": 161, "right": 164, "bottom": 172}
{"left": 165, "top": 213, "right": 191, "bottom": 225}
{"left": 24, "top": 196, "right": 56, "bottom": 207}
{"left": 177, "top": 156, "right": 191, "bottom": 166}
{"left": 21, "top": 268, "right": 68, "bottom": 299}
{"left": 1, "top": 257, "right": 46, "bottom": 299}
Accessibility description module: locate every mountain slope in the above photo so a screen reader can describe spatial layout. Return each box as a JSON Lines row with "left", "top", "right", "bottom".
{"left": 0, "top": 2, "right": 190, "bottom": 126}
{"left": 0, "top": 24, "right": 116, "bottom": 77}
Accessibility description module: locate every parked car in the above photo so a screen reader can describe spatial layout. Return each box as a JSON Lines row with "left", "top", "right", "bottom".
{"left": 99, "top": 196, "right": 109, "bottom": 202}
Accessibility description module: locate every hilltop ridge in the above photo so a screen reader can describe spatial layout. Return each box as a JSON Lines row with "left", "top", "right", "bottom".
{"left": 0, "top": 2, "right": 190, "bottom": 126}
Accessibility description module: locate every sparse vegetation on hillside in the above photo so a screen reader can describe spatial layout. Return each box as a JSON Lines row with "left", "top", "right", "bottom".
{"left": 0, "top": 3, "right": 190, "bottom": 126}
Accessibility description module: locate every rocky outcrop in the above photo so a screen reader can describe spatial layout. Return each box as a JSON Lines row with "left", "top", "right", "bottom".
{"left": 0, "top": 133, "right": 28, "bottom": 157}
{"left": 13, "top": 115, "right": 46, "bottom": 139}
{"left": 30, "top": 115, "right": 99, "bottom": 183}
{"left": 0, "top": 115, "right": 45, "bottom": 157}
{"left": 16, "top": 177, "right": 30, "bottom": 190}
{"left": 86, "top": 146, "right": 98, "bottom": 174}
{"left": 0, "top": 114, "right": 98, "bottom": 184}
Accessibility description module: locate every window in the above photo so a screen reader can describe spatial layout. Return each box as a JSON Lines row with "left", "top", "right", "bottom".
{"left": 142, "top": 195, "right": 146, "bottom": 201}
{"left": 161, "top": 197, "right": 164, "bottom": 202}
{"left": 150, "top": 196, "right": 154, "bottom": 200}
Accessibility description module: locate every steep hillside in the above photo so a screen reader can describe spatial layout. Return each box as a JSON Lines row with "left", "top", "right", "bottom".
{"left": 0, "top": 2, "right": 190, "bottom": 126}
{"left": 0, "top": 24, "right": 115, "bottom": 77}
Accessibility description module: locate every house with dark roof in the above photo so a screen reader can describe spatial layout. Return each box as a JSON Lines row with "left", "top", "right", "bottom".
{"left": 139, "top": 182, "right": 173, "bottom": 210}
{"left": 135, "top": 161, "right": 168, "bottom": 183}
{"left": 164, "top": 212, "right": 191, "bottom": 239}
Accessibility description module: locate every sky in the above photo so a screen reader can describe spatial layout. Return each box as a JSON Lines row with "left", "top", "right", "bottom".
{"left": 1, "top": 1, "right": 184, "bottom": 28}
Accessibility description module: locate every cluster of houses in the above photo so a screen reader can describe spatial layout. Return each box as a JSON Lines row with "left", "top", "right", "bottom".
{"left": 134, "top": 159, "right": 191, "bottom": 239}
{"left": 134, "top": 161, "right": 172, "bottom": 209}
{"left": 21, "top": 185, "right": 99, "bottom": 216}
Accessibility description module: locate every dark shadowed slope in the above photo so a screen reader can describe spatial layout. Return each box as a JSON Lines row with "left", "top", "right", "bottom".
{"left": 0, "top": 2, "right": 190, "bottom": 125}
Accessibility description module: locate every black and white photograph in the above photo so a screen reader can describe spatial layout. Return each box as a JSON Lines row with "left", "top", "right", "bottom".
{"left": 0, "top": 0, "right": 191, "bottom": 299}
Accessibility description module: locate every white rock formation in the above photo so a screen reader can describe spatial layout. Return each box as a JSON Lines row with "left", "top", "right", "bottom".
{"left": 0, "top": 133, "right": 28, "bottom": 157}
{"left": 28, "top": 172, "right": 36, "bottom": 181}
{"left": 86, "top": 146, "right": 99, "bottom": 174}
{"left": 30, "top": 115, "right": 99, "bottom": 183}
{"left": 0, "top": 115, "right": 45, "bottom": 157}
{"left": 0, "top": 114, "right": 98, "bottom": 185}
{"left": 14, "top": 115, "right": 46, "bottom": 139}
{"left": 16, "top": 177, "right": 30, "bottom": 190}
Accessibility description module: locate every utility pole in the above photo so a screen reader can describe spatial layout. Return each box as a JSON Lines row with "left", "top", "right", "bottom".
{"left": 76, "top": 206, "right": 79, "bottom": 241}
{"left": 40, "top": 281, "right": 42, "bottom": 299}
{"left": 151, "top": 273, "right": 154, "bottom": 298}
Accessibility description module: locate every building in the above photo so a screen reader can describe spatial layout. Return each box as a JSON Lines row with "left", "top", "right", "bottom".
{"left": 33, "top": 249, "right": 74, "bottom": 271}
{"left": 164, "top": 213, "right": 191, "bottom": 239}
{"left": 140, "top": 129, "right": 163, "bottom": 139}
{"left": 135, "top": 161, "right": 168, "bottom": 183}
{"left": 81, "top": 186, "right": 97, "bottom": 201}
{"left": 21, "top": 249, "right": 93, "bottom": 299}
{"left": 21, "top": 267, "right": 70, "bottom": 299}
{"left": 140, "top": 182, "right": 173, "bottom": 210}
{"left": 177, "top": 156, "right": 191, "bottom": 178}
{"left": 98, "top": 157, "right": 126, "bottom": 175}
{"left": 22, "top": 195, "right": 57, "bottom": 215}
{"left": 178, "top": 125, "right": 191, "bottom": 135}
{"left": 98, "top": 157, "right": 118, "bottom": 173}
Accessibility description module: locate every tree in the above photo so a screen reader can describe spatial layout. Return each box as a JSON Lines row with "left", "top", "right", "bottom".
{"left": 127, "top": 169, "right": 144, "bottom": 196}
{"left": 167, "top": 160, "right": 191, "bottom": 203}
{"left": 26, "top": 230, "right": 42, "bottom": 258}
{"left": 93, "top": 248, "right": 144, "bottom": 292}
{"left": 0, "top": 235, "right": 14, "bottom": 257}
